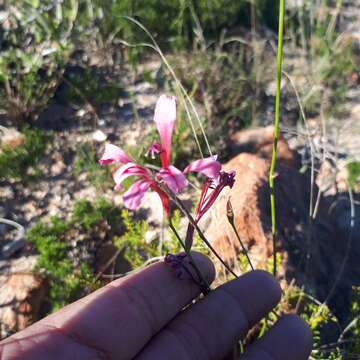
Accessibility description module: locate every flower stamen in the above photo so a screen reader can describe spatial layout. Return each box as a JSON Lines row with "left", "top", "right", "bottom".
{"left": 145, "top": 142, "right": 162, "bottom": 159}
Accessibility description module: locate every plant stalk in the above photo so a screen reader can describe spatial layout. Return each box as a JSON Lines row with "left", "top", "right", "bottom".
{"left": 229, "top": 221, "right": 254, "bottom": 271}
{"left": 269, "top": 0, "right": 285, "bottom": 277}
{"left": 158, "top": 183, "right": 238, "bottom": 278}
{"left": 226, "top": 199, "right": 254, "bottom": 271}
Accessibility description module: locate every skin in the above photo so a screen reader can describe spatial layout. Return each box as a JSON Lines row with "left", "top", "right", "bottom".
{"left": 0, "top": 253, "right": 312, "bottom": 359}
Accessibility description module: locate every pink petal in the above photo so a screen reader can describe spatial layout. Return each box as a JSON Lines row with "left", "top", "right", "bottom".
{"left": 183, "top": 156, "right": 221, "bottom": 179}
{"left": 153, "top": 95, "right": 176, "bottom": 167}
{"left": 158, "top": 165, "right": 188, "bottom": 193}
{"left": 99, "top": 144, "right": 132, "bottom": 165}
{"left": 123, "top": 180, "right": 151, "bottom": 210}
{"left": 113, "top": 162, "right": 150, "bottom": 190}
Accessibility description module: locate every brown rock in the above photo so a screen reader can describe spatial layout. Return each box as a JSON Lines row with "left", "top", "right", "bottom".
{"left": 203, "top": 126, "right": 360, "bottom": 320}
{"left": 203, "top": 126, "right": 303, "bottom": 274}
{"left": 229, "top": 125, "right": 296, "bottom": 166}
{"left": 0, "top": 128, "right": 25, "bottom": 150}
{"left": 0, "top": 256, "right": 46, "bottom": 339}
{"left": 201, "top": 153, "right": 298, "bottom": 277}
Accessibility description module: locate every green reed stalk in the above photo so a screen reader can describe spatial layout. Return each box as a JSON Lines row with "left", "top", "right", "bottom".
{"left": 269, "top": 0, "right": 285, "bottom": 277}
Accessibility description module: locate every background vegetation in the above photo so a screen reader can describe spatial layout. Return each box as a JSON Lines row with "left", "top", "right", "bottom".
{"left": 1, "top": 0, "right": 359, "bottom": 357}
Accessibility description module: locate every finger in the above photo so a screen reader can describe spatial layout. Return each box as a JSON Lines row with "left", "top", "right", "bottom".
{"left": 240, "top": 315, "right": 312, "bottom": 360}
{"left": 135, "top": 270, "right": 281, "bottom": 359}
{"left": 0, "top": 252, "right": 215, "bottom": 360}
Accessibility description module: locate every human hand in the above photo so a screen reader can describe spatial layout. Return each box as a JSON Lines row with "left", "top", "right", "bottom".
{"left": 0, "top": 253, "right": 312, "bottom": 359}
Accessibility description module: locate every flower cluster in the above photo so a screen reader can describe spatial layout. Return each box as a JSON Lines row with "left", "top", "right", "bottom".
{"left": 185, "top": 170, "right": 236, "bottom": 250}
{"left": 99, "top": 94, "right": 226, "bottom": 214}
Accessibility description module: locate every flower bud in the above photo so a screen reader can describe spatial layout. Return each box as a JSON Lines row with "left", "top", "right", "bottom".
{"left": 226, "top": 198, "right": 235, "bottom": 224}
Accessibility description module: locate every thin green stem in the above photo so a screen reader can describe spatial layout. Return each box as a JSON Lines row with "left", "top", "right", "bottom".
{"left": 228, "top": 221, "right": 255, "bottom": 271}
{"left": 226, "top": 200, "right": 254, "bottom": 271}
{"left": 269, "top": 0, "right": 285, "bottom": 277}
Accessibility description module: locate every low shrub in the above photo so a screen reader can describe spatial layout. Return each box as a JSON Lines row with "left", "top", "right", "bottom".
{"left": 112, "top": 209, "right": 157, "bottom": 268}
{"left": 27, "top": 198, "right": 123, "bottom": 312}
{"left": 0, "top": 1, "right": 80, "bottom": 125}
{"left": 27, "top": 216, "right": 97, "bottom": 312}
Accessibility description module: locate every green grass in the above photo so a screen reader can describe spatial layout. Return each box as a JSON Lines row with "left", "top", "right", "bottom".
{"left": 167, "top": 46, "right": 265, "bottom": 157}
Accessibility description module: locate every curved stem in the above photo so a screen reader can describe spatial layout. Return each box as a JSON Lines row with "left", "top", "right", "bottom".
{"left": 0, "top": 218, "right": 25, "bottom": 238}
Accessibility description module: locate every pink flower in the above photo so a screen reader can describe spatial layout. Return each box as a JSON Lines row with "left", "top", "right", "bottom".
{"left": 196, "top": 171, "right": 236, "bottom": 219}
{"left": 99, "top": 94, "right": 224, "bottom": 215}
{"left": 185, "top": 170, "right": 236, "bottom": 251}
{"left": 99, "top": 95, "right": 188, "bottom": 212}
{"left": 154, "top": 95, "right": 176, "bottom": 167}
{"left": 183, "top": 156, "right": 222, "bottom": 179}
{"left": 158, "top": 165, "right": 188, "bottom": 193}
{"left": 112, "top": 162, "right": 151, "bottom": 192}
{"left": 98, "top": 144, "right": 133, "bottom": 165}
{"left": 122, "top": 179, "right": 151, "bottom": 210}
